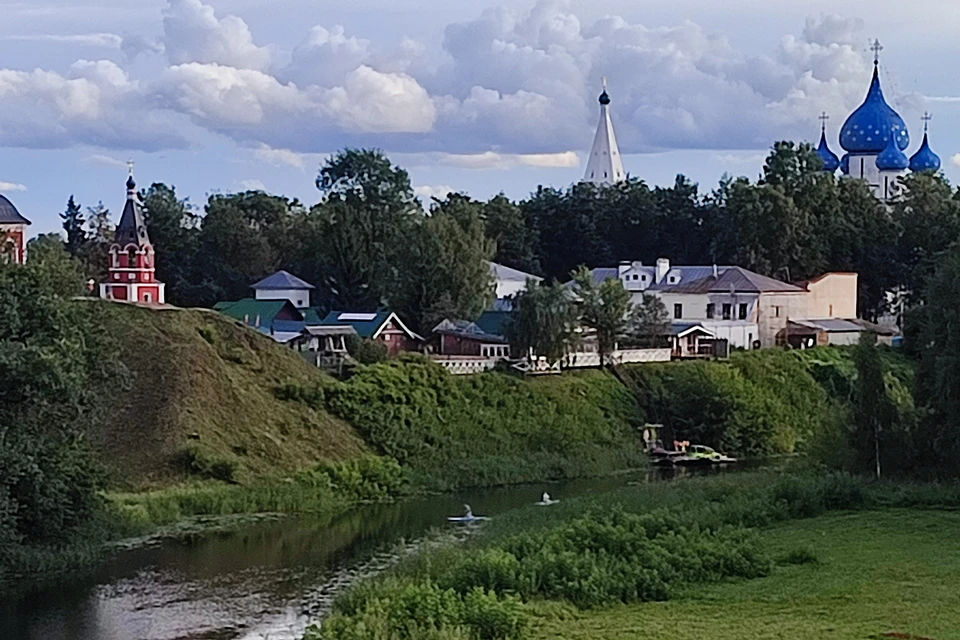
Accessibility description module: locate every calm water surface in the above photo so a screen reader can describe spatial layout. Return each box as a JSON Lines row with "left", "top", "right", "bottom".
{"left": 1, "top": 467, "right": 722, "bottom": 640}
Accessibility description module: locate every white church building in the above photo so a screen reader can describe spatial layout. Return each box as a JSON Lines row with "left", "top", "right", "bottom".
{"left": 816, "top": 40, "right": 941, "bottom": 201}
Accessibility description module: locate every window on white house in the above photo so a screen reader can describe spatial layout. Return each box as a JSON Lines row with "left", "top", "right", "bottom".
{"left": 641, "top": 275, "right": 647, "bottom": 281}
{"left": 706, "top": 303, "right": 715, "bottom": 319}
{"left": 632, "top": 274, "right": 639, "bottom": 280}
{"left": 722, "top": 303, "right": 732, "bottom": 320}
{"left": 673, "top": 303, "right": 683, "bottom": 319}
{"left": 774, "top": 306, "right": 781, "bottom": 318}
{"left": 738, "top": 303, "right": 748, "bottom": 320}
{"left": 669, "top": 276, "right": 677, "bottom": 283}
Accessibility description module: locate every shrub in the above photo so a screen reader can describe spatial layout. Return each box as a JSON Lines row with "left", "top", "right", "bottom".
{"left": 176, "top": 443, "right": 239, "bottom": 483}
{"left": 346, "top": 335, "right": 389, "bottom": 365}
{"left": 299, "top": 455, "right": 408, "bottom": 501}
{"left": 313, "top": 579, "right": 526, "bottom": 640}
{"left": 778, "top": 547, "right": 820, "bottom": 566}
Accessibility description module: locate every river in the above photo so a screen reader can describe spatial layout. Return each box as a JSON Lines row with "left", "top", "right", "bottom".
{"left": 1, "top": 466, "right": 722, "bottom": 640}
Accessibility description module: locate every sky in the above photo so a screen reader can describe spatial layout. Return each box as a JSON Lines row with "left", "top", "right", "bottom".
{"left": 1, "top": 0, "right": 959, "bottom": 236}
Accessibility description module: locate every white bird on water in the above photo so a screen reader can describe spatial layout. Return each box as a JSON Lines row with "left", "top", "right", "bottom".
{"left": 448, "top": 504, "right": 487, "bottom": 522}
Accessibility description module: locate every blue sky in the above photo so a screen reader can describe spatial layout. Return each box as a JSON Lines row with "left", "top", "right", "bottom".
{"left": 1, "top": 0, "right": 958, "bottom": 236}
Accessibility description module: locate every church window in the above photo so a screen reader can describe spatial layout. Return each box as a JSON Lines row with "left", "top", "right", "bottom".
{"left": 603, "top": 172, "right": 608, "bottom": 178}
{"left": 127, "top": 273, "right": 135, "bottom": 281}
{"left": 144, "top": 292, "right": 152, "bottom": 303}
{"left": 128, "top": 247, "right": 137, "bottom": 267}
{"left": 641, "top": 275, "right": 647, "bottom": 282}
{"left": 669, "top": 276, "right": 677, "bottom": 283}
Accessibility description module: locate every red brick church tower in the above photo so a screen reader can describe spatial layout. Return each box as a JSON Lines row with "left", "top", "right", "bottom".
{"left": 99, "top": 171, "right": 165, "bottom": 304}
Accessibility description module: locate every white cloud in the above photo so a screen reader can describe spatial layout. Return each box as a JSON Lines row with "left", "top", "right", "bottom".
{"left": 83, "top": 154, "right": 129, "bottom": 168}
{"left": 253, "top": 144, "right": 309, "bottom": 169}
{"left": 713, "top": 152, "right": 769, "bottom": 166}
{"left": 414, "top": 184, "right": 457, "bottom": 201}
{"left": 0, "top": 181, "right": 27, "bottom": 192}
{"left": 951, "top": 153, "right": 960, "bottom": 168}
{"left": 0, "top": 1, "right": 925, "bottom": 158}
{"left": 3, "top": 33, "right": 123, "bottom": 48}
{"left": 162, "top": 0, "right": 270, "bottom": 70}
{"left": 239, "top": 179, "right": 266, "bottom": 191}
{"left": 439, "top": 151, "right": 579, "bottom": 170}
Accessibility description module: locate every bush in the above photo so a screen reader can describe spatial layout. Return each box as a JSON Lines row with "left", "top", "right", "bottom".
{"left": 312, "top": 579, "right": 526, "bottom": 640}
{"left": 346, "top": 335, "right": 389, "bottom": 365}
{"left": 299, "top": 455, "right": 408, "bottom": 501}
{"left": 176, "top": 443, "right": 239, "bottom": 483}
{"left": 778, "top": 547, "right": 820, "bottom": 566}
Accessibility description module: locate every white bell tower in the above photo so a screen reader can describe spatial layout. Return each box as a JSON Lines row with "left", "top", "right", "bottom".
{"left": 583, "top": 77, "right": 626, "bottom": 186}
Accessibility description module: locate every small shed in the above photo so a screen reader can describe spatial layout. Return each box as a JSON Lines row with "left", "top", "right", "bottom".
{"left": 670, "top": 322, "right": 722, "bottom": 359}
{"left": 781, "top": 319, "right": 863, "bottom": 348}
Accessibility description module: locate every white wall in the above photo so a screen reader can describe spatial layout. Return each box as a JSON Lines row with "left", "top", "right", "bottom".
{"left": 496, "top": 279, "right": 528, "bottom": 299}
{"left": 256, "top": 288, "right": 309, "bottom": 308}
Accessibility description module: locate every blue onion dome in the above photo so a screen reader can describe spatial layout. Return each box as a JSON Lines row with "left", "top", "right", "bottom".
{"left": 840, "top": 153, "right": 850, "bottom": 175}
{"left": 126, "top": 174, "right": 137, "bottom": 190}
{"left": 876, "top": 130, "right": 909, "bottom": 171}
{"left": 909, "top": 133, "right": 941, "bottom": 172}
{"left": 840, "top": 65, "right": 909, "bottom": 153}
{"left": 817, "top": 130, "right": 840, "bottom": 172}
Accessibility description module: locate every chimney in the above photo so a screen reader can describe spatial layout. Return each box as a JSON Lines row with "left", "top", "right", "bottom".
{"left": 712, "top": 264, "right": 718, "bottom": 278}
{"left": 656, "top": 258, "right": 670, "bottom": 284}
{"left": 617, "top": 260, "right": 631, "bottom": 278}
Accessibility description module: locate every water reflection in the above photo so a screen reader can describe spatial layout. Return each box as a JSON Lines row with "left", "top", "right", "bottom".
{"left": 1, "top": 466, "right": 726, "bottom": 640}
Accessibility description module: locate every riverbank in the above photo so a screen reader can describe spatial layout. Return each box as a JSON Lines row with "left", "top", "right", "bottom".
{"left": 310, "top": 472, "right": 960, "bottom": 640}
{"left": 532, "top": 509, "right": 960, "bottom": 639}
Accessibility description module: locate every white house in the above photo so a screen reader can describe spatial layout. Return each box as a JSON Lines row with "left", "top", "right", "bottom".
{"left": 252, "top": 270, "right": 314, "bottom": 309}
{"left": 489, "top": 262, "right": 541, "bottom": 300}
{"left": 579, "top": 258, "right": 859, "bottom": 349}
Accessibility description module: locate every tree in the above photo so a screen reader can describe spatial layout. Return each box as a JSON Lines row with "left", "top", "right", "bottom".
{"left": 892, "top": 172, "right": 960, "bottom": 308}
{"left": 911, "top": 243, "right": 960, "bottom": 473}
{"left": 390, "top": 195, "right": 495, "bottom": 332}
{"left": 572, "top": 265, "right": 631, "bottom": 367}
{"left": 197, "top": 191, "right": 302, "bottom": 303}
{"left": 628, "top": 293, "right": 670, "bottom": 348}
{"left": 0, "top": 258, "right": 122, "bottom": 549}
{"left": 506, "top": 280, "right": 579, "bottom": 366}
{"left": 141, "top": 183, "right": 207, "bottom": 307}
{"left": 26, "top": 234, "right": 88, "bottom": 297}
{"left": 76, "top": 202, "right": 113, "bottom": 283}
{"left": 60, "top": 196, "right": 86, "bottom": 257}
{"left": 482, "top": 194, "right": 540, "bottom": 275}
{"left": 852, "top": 332, "right": 895, "bottom": 477}
{"left": 311, "top": 149, "right": 422, "bottom": 311}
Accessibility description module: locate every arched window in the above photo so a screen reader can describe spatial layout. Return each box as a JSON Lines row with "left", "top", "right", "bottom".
{"left": 128, "top": 247, "right": 138, "bottom": 268}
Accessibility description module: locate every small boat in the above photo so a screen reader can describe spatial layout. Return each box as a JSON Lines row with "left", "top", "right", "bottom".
{"left": 684, "top": 444, "right": 737, "bottom": 464}
{"left": 447, "top": 504, "right": 488, "bottom": 523}
{"left": 535, "top": 492, "right": 559, "bottom": 506}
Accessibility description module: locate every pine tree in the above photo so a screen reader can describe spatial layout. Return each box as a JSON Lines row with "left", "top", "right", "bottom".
{"left": 60, "top": 195, "right": 86, "bottom": 256}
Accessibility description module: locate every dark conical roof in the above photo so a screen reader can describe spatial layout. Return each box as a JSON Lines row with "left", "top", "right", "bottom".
{"left": 115, "top": 176, "right": 150, "bottom": 247}
{"left": 0, "top": 194, "right": 30, "bottom": 225}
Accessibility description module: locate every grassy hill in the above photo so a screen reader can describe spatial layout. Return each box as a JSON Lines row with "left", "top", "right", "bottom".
{"left": 92, "top": 303, "right": 367, "bottom": 490}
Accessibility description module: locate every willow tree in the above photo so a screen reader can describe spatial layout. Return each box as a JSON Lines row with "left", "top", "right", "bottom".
{"left": 571, "top": 266, "right": 632, "bottom": 367}
{"left": 507, "top": 280, "right": 579, "bottom": 366}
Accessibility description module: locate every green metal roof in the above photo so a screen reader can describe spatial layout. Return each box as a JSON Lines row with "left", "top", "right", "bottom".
{"left": 215, "top": 298, "right": 300, "bottom": 328}
{"left": 319, "top": 311, "right": 393, "bottom": 338}
{"left": 474, "top": 310, "right": 512, "bottom": 338}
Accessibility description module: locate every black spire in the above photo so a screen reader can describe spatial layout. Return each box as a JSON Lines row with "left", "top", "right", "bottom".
{"left": 114, "top": 172, "right": 150, "bottom": 247}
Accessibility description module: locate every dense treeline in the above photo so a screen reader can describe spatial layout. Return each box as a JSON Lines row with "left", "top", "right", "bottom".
{"left": 58, "top": 143, "right": 960, "bottom": 327}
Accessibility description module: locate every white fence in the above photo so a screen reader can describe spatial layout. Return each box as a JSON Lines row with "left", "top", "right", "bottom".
{"left": 432, "top": 357, "right": 500, "bottom": 375}
{"left": 561, "top": 348, "right": 672, "bottom": 369}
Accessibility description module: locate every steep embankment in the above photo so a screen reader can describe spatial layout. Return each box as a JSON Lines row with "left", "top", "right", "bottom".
{"left": 287, "top": 357, "right": 649, "bottom": 490}
{"left": 93, "top": 303, "right": 367, "bottom": 489}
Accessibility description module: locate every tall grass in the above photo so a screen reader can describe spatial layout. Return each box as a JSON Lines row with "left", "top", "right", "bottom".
{"left": 314, "top": 472, "right": 960, "bottom": 640}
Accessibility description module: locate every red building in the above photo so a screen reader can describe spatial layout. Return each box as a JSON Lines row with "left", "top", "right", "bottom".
{"left": 0, "top": 194, "right": 31, "bottom": 264}
{"left": 99, "top": 173, "right": 165, "bottom": 304}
